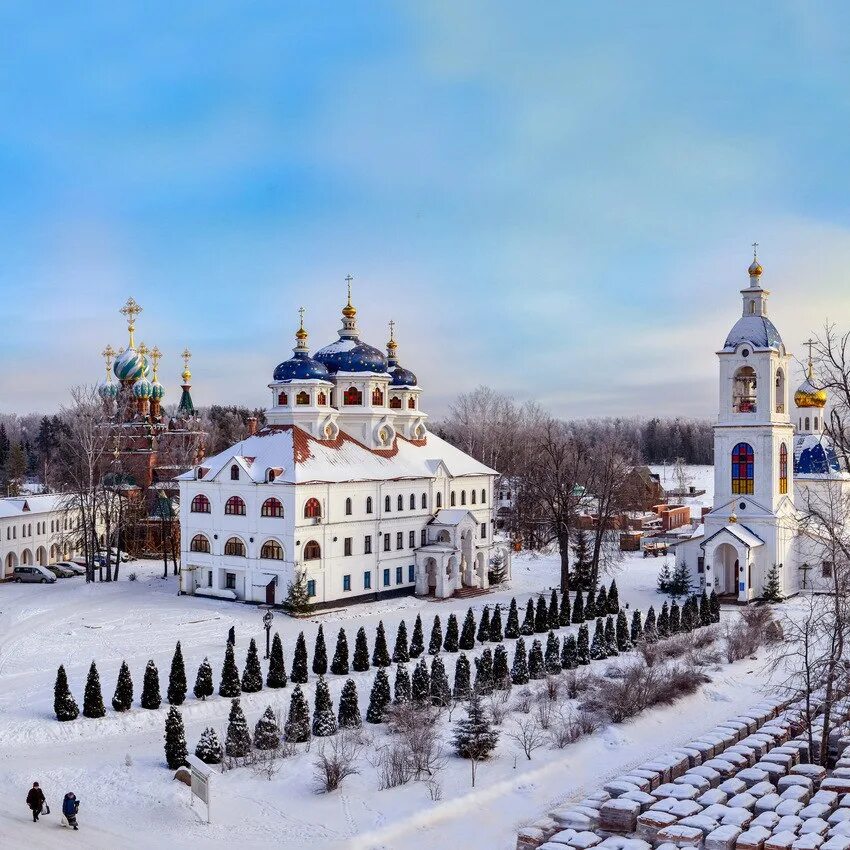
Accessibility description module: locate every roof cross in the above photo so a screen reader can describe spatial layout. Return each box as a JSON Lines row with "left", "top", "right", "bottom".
{"left": 752, "top": 241, "right": 759, "bottom": 260}
{"left": 298, "top": 305, "right": 306, "bottom": 329}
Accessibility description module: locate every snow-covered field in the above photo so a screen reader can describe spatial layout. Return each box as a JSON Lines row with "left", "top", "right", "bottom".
{"left": 0, "top": 526, "right": 781, "bottom": 850}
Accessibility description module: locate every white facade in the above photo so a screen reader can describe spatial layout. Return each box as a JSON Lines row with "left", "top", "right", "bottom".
{"left": 0, "top": 495, "right": 79, "bottom": 579}
{"left": 178, "top": 298, "right": 510, "bottom": 607}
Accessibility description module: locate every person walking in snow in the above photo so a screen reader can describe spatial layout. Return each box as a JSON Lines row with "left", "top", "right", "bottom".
{"left": 26, "top": 782, "right": 46, "bottom": 822}
{"left": 62, "top": 792, "right": 79, "bottom": 830}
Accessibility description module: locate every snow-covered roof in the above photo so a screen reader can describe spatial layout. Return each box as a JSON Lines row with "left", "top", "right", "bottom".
{"left": 700, "top": 523, "right": 764, "bottom": 550}
{"left": 723, "top": 315, "right": 783, "bottom": 350}
{"left": 0, "top": 494, "right": 66, "bottom": 518}
{"left": 179, "top": 426, "right": 496, "bottom": 485}
{"left": 428, "top": 509, "right": 476, "bottom": 527}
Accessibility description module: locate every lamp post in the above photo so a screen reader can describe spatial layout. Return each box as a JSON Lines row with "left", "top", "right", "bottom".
{"left": 263, "top": 609, "right": 274, "bottom": 659}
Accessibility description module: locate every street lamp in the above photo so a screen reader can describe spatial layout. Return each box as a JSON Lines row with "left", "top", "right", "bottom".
{"left": 263, "top": 609, "right": 274, "bottom": 659}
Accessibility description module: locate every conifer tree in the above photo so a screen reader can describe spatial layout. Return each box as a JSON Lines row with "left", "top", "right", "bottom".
{"left": 312, "top": 677, "right": 337, "bottom": 737}
{"left": 505, "top": 598, "right": 521, "bottom": 639}
{"left": 392, "top": 620, "right": 410, "bottom": 663}
{"left": 670, "top": 561, "right": 693, "bottom": 599}
{"left": 596, "top": 585, "right": 608, "bottom": 619}
{"left": 284, "top": 685, "right": 311, "bottom": 743}
{"left": 645, "top": 605, "right": 657, "bottom": 640}
{"left": 763, "top": 564, "right": 783, "bottom": 603}
{"left": 572, "top": 528, "right": 593, "bottom": 589}
{"left": 657, "top": 560, "right": 673, "bottom": 596}
{"left": 83, "top": 660, "right": 106, "bottom": 718}
{"left": 699, "top": 590, "right": 712, "bottom": 626}
{"left": 559, "top": 591, "right": 571, "bottom": 627}
{"left": 412, "top": 657, "right": 431, "bottom": 704}
{"left": 164, "top": 706, "right": 188, "bottom": 769}
{"left": 630, "top": 610, "right": 643, "bottom": 644}
{"left": 608, "top": 579, "right": 620, "bottom": 613}
{"left": 528, "top": 639, "right": 545, "bottom": 679}
{"left": 372, "top": 621, "right": 391, "bottom": 667}
{"left": 428, "top": 615, "right": 443, "bottom": 656}
{"left": 511, "top": 637, "right": 529, "bottom": 684}
{"left": 366, "top": 669, "right": 391, "bottom": 723}
{"left": 394, "top": 664, "right": 411, "bottom": 704}
{"left": 709, "top": 589, "right": 720, "bottom": 623}
{"left": 681, "top": 597, "right": 695, "bottom": 632}
{"left": 331, "top": 628, "right": 350, "bottom": 675}
{"left": 443, "top": 613, "right": 460, "bottom": 653}
{"left": 430, "top": 656, "right": 451, "bottom": 707}
{"left": 534, "top": 595, "right": 549, "bottom": 633}
{"left": 409, "top": 614, "right": 425, "bottom": 658}
{"left": 167, "top": 641, "right": 187, "bottom": 706}
{"left": 141, "top": 659, "right": 162, "bottom": 709}
{"left": 670, "top": 600, "right": 681, "bottom": 634}
{"left": 476, "top": 606, "right": 491, "bottom": 643}
{"left": 112, "top": 660, "right": 134, "bottom": 712}
{"left": 453, "top": 653, "right": 472, "bottom": 700}
{"left": 338, "top": 679, "right": 362, "bottom": 728}
{"left": 548, "top": 589, "right": 560, "bottom": 630}
{"left": 352, "top": 627, "right": 370, "bottom": 672}
{"left": 474, "top": 648, "right": 494, "bottom": 695}
{"left": 242, "top": 638, "right": 263, "bottom": 693}
{"left": 291, "top": 631, "right": 309, "bottom": 683}
{"left": 195, "top": 727, "right": 223, "bottom": 764}
{"left": 572, "top": 589, "right": 585, "bottom": 624}
{"left": 219, "top": 642, "right": 242, "bottom": 696}
{"left": 576, "top": 623, "right": 590, "bottom": 664}
{"left": 520, "top": 598, "right": 535, "bottom": 635}
{"left": 453, "top": 689, "right": 498, "bottom": 764}
{"left": 193, "top": 657, "right": 214, "bottom": 701}
{"left": 656, "top": 602, "right": 670, "bottom": 639}
{"left": 616, "top": 609, "right": 631, "bottom": 652}
{"left": 227, "top": 626, "right": 236, "bottom": 646}
{"left": 604, "top": 615, "right": 618, "bottom": 656}
{"left": 225, "top": 698, "right": 252, "bottom": 757}
{"left": 544, "top": 631, "right": 561, "bottom": 674}
{"left": 590, "top": 618, "right": 607, "bottom": 660}
{"left": 561, "top": 634, "right": 578, "bottom": 670}
{"left": 493, "top": 644, "right": 511, "bottom": 690}
{"left": 585, "top": 586, "right": 597, "bottom": 619}
{"left": 488, "top": 604, "right": 504, "bottom": 643}
{"left": 312, "top": 624, "right": 328, "bottom": 676}
{"left": 460, "top": 608, "right": 477, "bottom": 649}
{"left": 267, "top": 633, "right": 287, "bottom": 688}
{"left": 253, "top": 706, "right": 280, "bottom": 750}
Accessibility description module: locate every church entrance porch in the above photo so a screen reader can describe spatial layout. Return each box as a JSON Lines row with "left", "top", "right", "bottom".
{"left": 701, "top": 523, "right": 764, "bottom": 603}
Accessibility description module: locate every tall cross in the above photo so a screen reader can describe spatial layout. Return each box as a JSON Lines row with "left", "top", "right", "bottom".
{"left": 101, "top": 344, "right": 115, "bottom": 372}
{"left": 752, "top": 241, "right": 759, "bottom": 260}
{"left": 298, "top": 305, "right": 306, "bottom": 329}
{"left": 119, "top": 297, "right": 143, "bottom": 348}
{"left": 150, "top": 346, "right": 162, "bottom": 379}
{"left": 345, "top": 273, "right": 354, "bottom": 304}
{"left": 181, "top": 348, "right": 192, "bottom": 384}
{"left": 388, "top": 319, "right": 395, "bottom": 341}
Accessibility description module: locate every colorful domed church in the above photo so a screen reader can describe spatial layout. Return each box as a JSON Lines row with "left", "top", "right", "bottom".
{"left": 99, "top": 297, "right": 206, "bottom": 554}
{"left": 674, "top": 252, "right": 849, "bottom": 600}
{"left": 177, "top": 282, "right": 510, "bottom": 608}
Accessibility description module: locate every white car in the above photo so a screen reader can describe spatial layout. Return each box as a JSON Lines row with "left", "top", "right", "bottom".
{"left": 56, "top": 561, "right": 86, "bottom": 576}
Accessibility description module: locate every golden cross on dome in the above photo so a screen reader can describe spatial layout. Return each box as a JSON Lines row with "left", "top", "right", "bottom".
{"left": 181, "top": 348, "right": 192, "bottom": 383}
{"left": 101, "top": 344, "right": 115, "bottom": 373}
{"left": 298, "top": 306, "right": 306, "bottom": 328}
{"left": 138, "top": 341, "right": 148, "bottom": 359}
{"left": 119, "top": 297, "right": 143, "bottom": 349}
{"left": 345, "top": 274, "right": 354, "bottom": 303}
{"left": 150, "top": 346, "right": 162, "bottom": 379}
{"left": 388, "top": 319, "right": 395, "bottom": 340}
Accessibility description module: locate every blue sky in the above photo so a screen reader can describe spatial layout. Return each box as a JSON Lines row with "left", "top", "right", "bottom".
{"left": 1, "top": 2, "right": 850, "bottom": 418}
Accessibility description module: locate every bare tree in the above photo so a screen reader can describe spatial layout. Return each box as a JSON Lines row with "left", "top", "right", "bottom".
{"left": 312, "top": 731, "right": 362, "bottom": 793}
{"left": 507, "top": 715, "right": 546, "bottom": 760}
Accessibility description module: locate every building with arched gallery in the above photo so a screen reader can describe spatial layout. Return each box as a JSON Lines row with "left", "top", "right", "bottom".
{"left": 177, "top": 288, "right": 511, "bottom": 608}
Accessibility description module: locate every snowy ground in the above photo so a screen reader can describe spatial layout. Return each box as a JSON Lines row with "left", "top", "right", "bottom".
{"left": 0, "top": 532, "right": 782, "bottom": 850}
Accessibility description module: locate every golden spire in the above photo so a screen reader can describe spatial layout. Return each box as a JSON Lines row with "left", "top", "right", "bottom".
{"left": 102, "top": 344, "right": 115, "bottom": 381}
{"left": 295, "top": 305, "right": 308, "bottom": 341}
{"left": 119, "top": 297, "right": 143, "bottom": 349}
{"left": 748, "top": 242, "right": 762, "bottom": 277}
{"left": 342, "top": 273, "right": 357, "bottom": 318}
{"left": 137, "top": 341, "right": 149, "bottom": 368}
{"left": 387, "top": 318, "right": 398, "bottom": 354}
{"left": 150, "top": 346, "right": 162, "bottom": 381}
{"left": 181, "top": 348, "right": 192, "bottom": 384}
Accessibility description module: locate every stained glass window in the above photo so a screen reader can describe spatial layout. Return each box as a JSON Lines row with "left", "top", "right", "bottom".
{"left": 732, "top": 442, "right": 755, "bottom": 494}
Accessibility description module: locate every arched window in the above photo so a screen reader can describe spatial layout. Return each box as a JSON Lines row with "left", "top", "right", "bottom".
{"left": 260, "top": 540, "right": 283, "bottom": 560}
{"left": 224, "top": 537, "right": 245, "bottom": 557}
{"left": 304, "top": 498, "right": 321, "bottom": 519}
{"left": 436, "top": 492, "right": 442, "bottom": 508}
{"left": 366, "top": 496, "right": 373, "bottom": 514}
{"left": 421, "top": 493, "right": 427, "bottom": 509}
{"left": 317, "top": 391, "right": 327, "bottom": 406}
{"left": 471, "top": 490, "right": 477, "bottom": 505}
{"left": 731, "top": 443, "right": 755, "bottom": 495}
{"left": 805, "top": 417, "right": 811, "bottom": 431}
{"left": 733, "top": 367, "right": 757, "bottom": 413}
{"left": 775, "top": 368, "right": 786, "bottom": 414}
{"left": 267, "top": 469, "right": 276, "bottom": 483}
{"left": 372, "top": 387, "right": 384, "bottom": 406}
{"left": 779, "top": 443, "right": 788, "bottom": 495}
{"left": 814, "top": 416, "right": 819, "bottom": 430}
{"left": 191, "top": 494, "right": 210, "bottom": 513}
{"left": 390, "top": 396, "right": 402, "bottom": 409}
{"left": 278, "top": 391, "right": 288, "bottom": 405}
{"left": 481, "top": 488, "right": 486, "bottom": 503}
{"left": 303, "top": 540, "right": 321, "bottom": 560}
{"left": 397, "top": 494, "right": 403, "bottom": 511}
{"left": 384, "top": 495, "right": 391, "bottom": 512}
{"left": 450, "top": 491, "right": 455, "bottom": 507}
{"left": 261, "top": 498, "right": 283, "bottom": 518}
{"left": 344, "top": 387, "right": 362, "bottom": 406}
{"left": 296, "top": 390, "right": 310, "bottom": 405}
{"left": 345, "top": 497, "right": 352, "bottom": 516}
{"left": 190, "top": 534, "right": 210, "bottom": 553}
{"left": 460, "top": 491, "right": 466, "bottom": 505}
{"left": 230, "top": 464, "right": 240, "bottom": 481}
{"left": 410, "top": 494, "right": 415, "bottom": 510}
{"left": 408, "top": 397, "right": 416, "bottom": 409}
{"left": 225, "top": 496, "right": 246, "bottom": 516}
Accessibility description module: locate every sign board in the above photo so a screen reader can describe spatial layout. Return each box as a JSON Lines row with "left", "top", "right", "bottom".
{"left": 186, "top": 754, "right": 214, "bottom": 822}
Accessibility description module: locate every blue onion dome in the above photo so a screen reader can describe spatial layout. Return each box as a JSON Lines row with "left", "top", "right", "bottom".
{"left": 273, "top": 317, "right": 332, "bottom": 382}
{"left": 98, "top": 381, "right": 119, "bottom": 400}
{"left": 114, "top": 347, "right": 146, "bottom": 381}
{"left": 385, "top": 323, "right": 417, "bottom": 386}
{"left": 391, "top": 365, "right": 418, "bottom": 387}
{"left": 795, "top": 433, "right": 842, "bottom": 476}
{"left": 314, "top": 288, "right": 387, "bottom": 374}
{"left": 724, "top": 315, "right": 783, "bottom": 350}
{"left": 133, "top": 376, "right": 153, "bottom": 399}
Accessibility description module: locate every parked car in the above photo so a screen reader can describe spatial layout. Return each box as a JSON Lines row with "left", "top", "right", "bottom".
{"left": 56, "top": 561, "right": 86, "bottom": 576}
{"left": 97, "top": 548, "right": 130, "bottom": 563}
{"left": 12, "top": 565, "right": 56, "bottom": 584}
{"left": 47, "top": 564, "right": 75, "bottom": 579}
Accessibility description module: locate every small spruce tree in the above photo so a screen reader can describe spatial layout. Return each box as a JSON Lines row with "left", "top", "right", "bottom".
{"left": 219, "top": 642, "right": 242, "bottom": 696}
{"left": 657, "top": 560, "right": 673, "bottom": 595}
{"left": 338, "top": 679, "right": 362, "bottom": 728}
{"left": 253, "top": 706, "right": 280, "bottom": 750}
{"left": 352, "top": 627, "right": 370, "bottom": 672}
{"left": 372, "top": 621, "right": 391, "bottom": 667}
{"left": 282, "top": 571, "right": 313, "bottom": 615}
{"left": 763, "top": 563, "right": 784, "bottom": 603}
{"left": 83, "top": 660, "right": 106, "bottom": 718}
{"left": 511, "top": 637, "right": 529, "bottom": 684}
{"left": 616, "top": 609, "right": 631, "bottom": 652}
{"left": 669, "top": 600, "right": 681, "bottom": 634}
{"left": 167, "top": 641, "right": 187, "bottom": 706}
{"left": 267, "top": 633, "right": 287, "bottom": 688}
{"left": 548, "top": 589, "right": 560, "bottom": 630}
{"left": 681, "top": 597, "right": 695, "bottom": 632}
{"left": 412, "top": 657, "right": 431, "bottom": 704}
{"left": 505, "top": 598, "right": 520, "bottom": 639}
{"left": 195, "top": 727, "right": 222, "bottom": 764}
{"left": 576, "top": 623, "right": 590, "bottom": 664}
{"left": 596, "top": 585, "right": 609, "bottom": 618}
{"left": 443, "top": 613, "right": 460, "bottom": 653}
{"left": 544, "top": 631, "right": 561, "bottom": 674}
{"left": 241, "top": 638, "right": 263, "bottom": 693}
{"left": 141, "top": 659, "right": 162, "bottom": 709}
{"left": 590, "top": 618, "right": 607, "bottom": 660}
{"left": 561, "top": 634, "right": 578, "bottom": 670}
{"left": 520, "top": 598, "right": 535, "bottom": 635}
{"left": 227, "top": 626, "right": 236, "bottom": 645}
{"left": 453, "top": 690, "right": 498, "bottom": 764}
{"left": 193, "top": 657, "right": 214, "bottom": 701}
{"left": 225, "top": 698, "right": 252, "bottom": 757}
{"left": 312, "top": 624, "right": 328, "bottom": 676}
{"left": 644, "top": 605, "right": 658, "bottom": 641}
{"left": 476, "top": 606, "right": 491, "bottom": 643}
{"left": 291, "top": 632, "right": 309, "bottom": 683}
{"left": 394, "top": 663, "right": 412, "bottom": 704}
{"left": 430, "top": 656, "right": 451, "bottom": 707}
{"left": 164, "top": 706, "right": 188, "bottom": 769}
{"left": 709, "top": 589, "right": 720, "bottom": 623}
{"left": 493, "top": 644, "right": 511, "bottom": 690}
{"left": 331, "top": 628, "right": 350, "bottom": 675}
{"left": 427, "top": 615, "right": 443, "bottom": 656}
{"left": 488, "top": 604, "right": 504, "bottom": 643}
{"left": 409, "top": 614, "right": 425, "bottom": 658}
{"left": 392, "top": 621, "right": 410, "bottom": 663}
{"left": 474, "top": 648, "right": 494, "bottom": 695}
{"left": 572, "top": 589, "right": 585, "bottom": 624}
{"left": 112, "top": 660, "right": 134, "bottom": 712}
{"left": 453, "top": 653, "right": 472, "bottom": 700}
{"left": 608, "top": 579, "right": 620, "bottom": 613}
{"left": 534, "top": 595, "right": 549, "bottom": 633}
{"left": 630, "top": 610, "right": 643, "bottom": 644}
{"left": 284, "top": 685, "right": 311, "bottom": 743}
{"left": 528, "top": 639, "right": 545, "bottom": 679}
{"left": 312, "top": 677, "right": 337, "bottom": 737}
{"left": 559, "top": 591, "right": 571, "bottom": 627}
{"left": 585, "top": 586, "right": 597, "bottom": 620}
{"left": 670, "top": 561, "right": 694, "bottom": 600}
{"left": 604, "top": 615, "right": 618, "bottom": 656}
{"left": 699, "top": 590, "right": 712, "bottom": 626}
{"left": 656, "top": 602, "right": 670, "bottom": 639}
{"left": 459, "top": 608, "right": 477, "bottom": 649}
{"left": 366, "top": 669, "right": 391, "bottom": 723}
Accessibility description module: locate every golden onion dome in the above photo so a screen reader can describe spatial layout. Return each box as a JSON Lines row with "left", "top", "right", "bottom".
{"left": 795, "top": 373, "right": 827, "bottom": 408}
{"left": 748, "top": 258, "right": 763, "bottom": 277}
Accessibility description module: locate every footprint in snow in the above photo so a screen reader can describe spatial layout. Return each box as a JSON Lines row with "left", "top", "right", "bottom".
{"left": 704, "top": 688, "right": 733, "bottom": 702}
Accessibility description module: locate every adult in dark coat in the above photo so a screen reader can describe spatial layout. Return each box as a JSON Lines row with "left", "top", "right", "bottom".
{"left": 62, "top": 792, "right": 79, "bottom": 830}
{"left": 26, "top": 782, "right": 45, "bottom": 822}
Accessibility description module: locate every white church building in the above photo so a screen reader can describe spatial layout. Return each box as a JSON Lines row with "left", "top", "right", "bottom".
{"left": 675, "top": 253, "right": 848, "bottom": 601}
{"left": 178, "top": 289, "right": 510, "bottom": 608}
